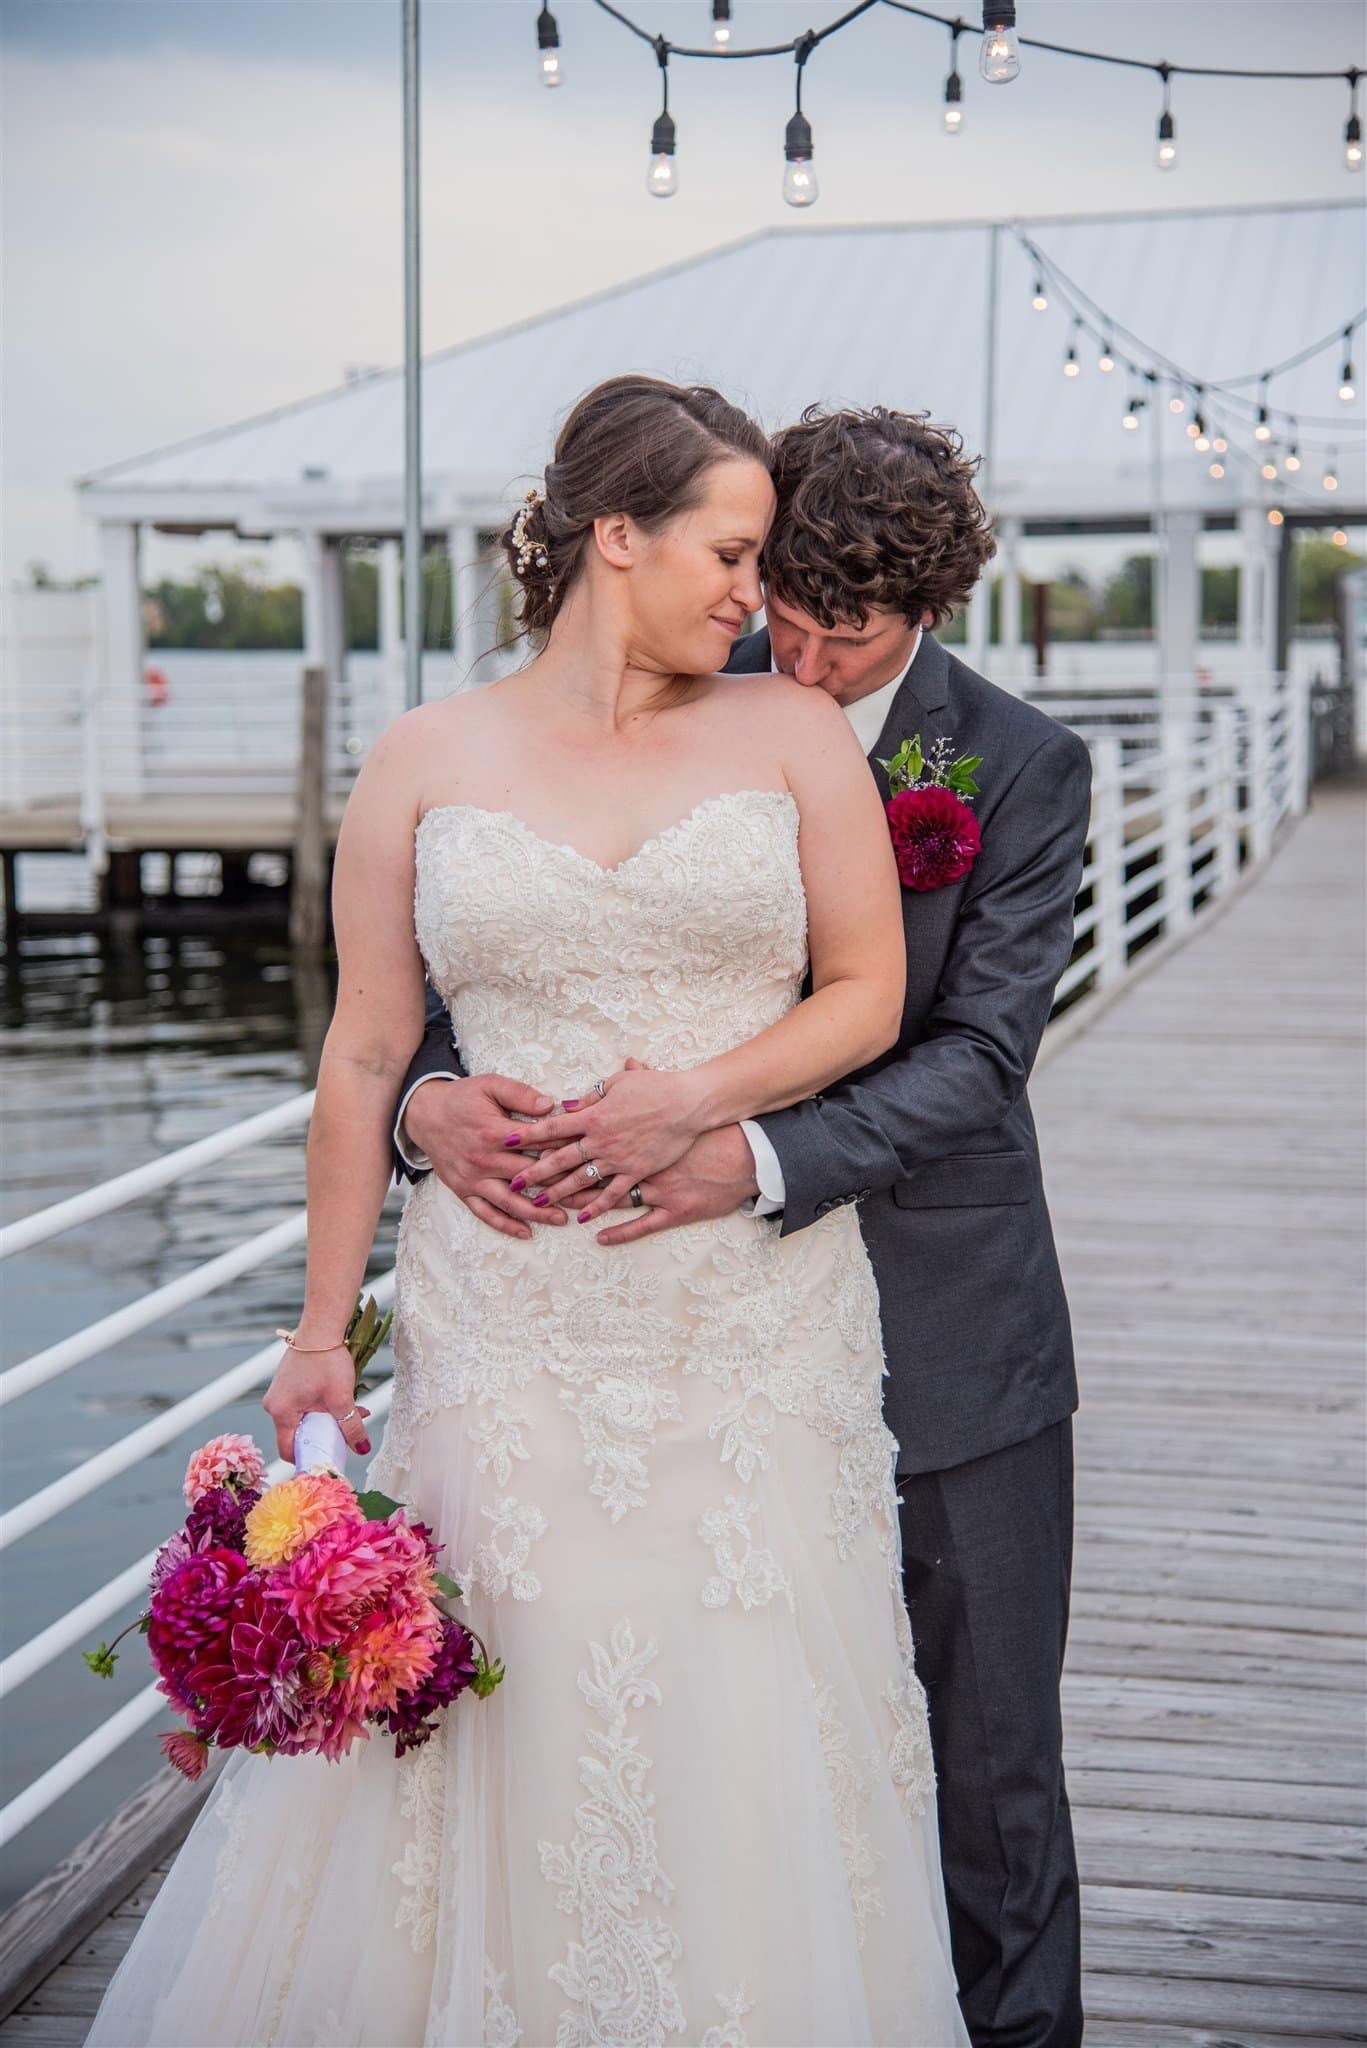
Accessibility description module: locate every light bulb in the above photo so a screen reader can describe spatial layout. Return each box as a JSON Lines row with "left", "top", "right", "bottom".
{"left": 647, "top": 111, "right": 677, "bottom": 197}
{"left": 1186, "top": 419, "right": 1201, "bottom": 440}
{"left": 1169, "top": 395, "right": 1185, "bottom": 415}
{"left": 1260, "top": 461, "right": 1278, "bottom": 481}
{"left": 943, "top": 70, "right": 964, "bottom": 133}
{"left": 1340, "top": 356, "right": 1356, "bottom": 401}
{"left": 1333, "top": 529, "right": 1349, "bottom": 546}
{"left": 1347, "top": 112, "right": 1363, "bottom": 171}
{"left": 1267, "top": 508, "right": 1284, "bottom": 527}
{"left": 1122, "top": 405, "right": 1141, "bottom": 431}
{"left": 783, "top": 109, "right": 818, "bottom": 207}
{"left": 1323, "top": 467, "right": 1339, "bottom": 492}
{"left": 1254, "top": 411, "right": 1271, "bottom": 442}
{"left": 1194, "top": 434, "right": 1210, "bottom": 453}
{"left": 1098, "top": 346, "right": 1115, "bottom": 373}
{"left": 978, "top": 7, "right": 1020, "bottom": 84}
{"left": 712, "top": 0, "right": 732, "bottom": 46}
{"left": 1213, "top": 435, "right": 1229, "bottom": 455}
{"left": 1064, "top": 349, "right": 1079, "bottom": 379}
{"left": 1031, "top": 279, "right": 1048, "bottom": 312}
{"left": 1284, "top": 447, "right": 1301, "bottom": 472}
{"left": 1156, "top": 109, "right": 1176, "bottom": 171}
{"left": 1209, "top": 461, "right": 1225, "bottom": 478}
{"left": 536, "top": 5, "right": 562, "bottom": 87}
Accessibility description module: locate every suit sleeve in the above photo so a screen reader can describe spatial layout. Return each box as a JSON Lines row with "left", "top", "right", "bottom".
{"left": 755, "top": 726, "right": 1092, "bottom": 1235}
{"left": 390, "top": 983, "right": 467, "bottom": 1185}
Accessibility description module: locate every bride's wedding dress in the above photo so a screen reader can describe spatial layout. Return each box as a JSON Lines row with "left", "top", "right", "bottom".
{"left": 85, "top": 788, "right": 969, "bottom": 2047}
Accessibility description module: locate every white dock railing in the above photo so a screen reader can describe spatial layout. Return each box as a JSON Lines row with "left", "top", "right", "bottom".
{"left": 0, "top": 676, "right": 1311, "bottom": 1849}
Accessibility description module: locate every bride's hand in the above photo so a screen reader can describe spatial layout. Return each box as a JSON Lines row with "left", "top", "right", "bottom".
{"left": 261, "top": 1340, "right": 371, "bottom": 1465}
{"left": 509, "top": 1059, "right": 707, "bottom": 1223}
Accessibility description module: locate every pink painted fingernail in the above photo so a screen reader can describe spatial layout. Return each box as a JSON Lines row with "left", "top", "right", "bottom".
{"left": 509, "top": 1175, "right": 527, "bottom": 1193}
{"left": 357, "top": 1439, "right": 371, "bottom": 1455}
{"left": 504, "top": 1134, "right": 523, "bottom": 1148}
{"left": 562, "top": 1098, "right": 581, "bottom": 1111}
{"left": 577, "top": 1209, "right": 591, "bottom": 1223}
{"left": 532, "top": 1192, "right": 550, "bottom": 1207}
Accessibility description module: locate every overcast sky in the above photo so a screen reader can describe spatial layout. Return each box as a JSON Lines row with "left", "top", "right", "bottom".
{"left": 3, "top": 0, "right": 1364, "bottom": 584}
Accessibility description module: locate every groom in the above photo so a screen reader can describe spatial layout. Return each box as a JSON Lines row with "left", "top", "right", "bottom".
{"left": 390, "top": 405, "right": 1091, "bottom": 2048}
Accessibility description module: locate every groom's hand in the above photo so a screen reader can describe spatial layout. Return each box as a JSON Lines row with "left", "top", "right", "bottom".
{"left": 404, "top": 1072, "right": 567, "bottom": 1240}
{"left": 592, "top": 1123, "right": 759, "bottom": 1246}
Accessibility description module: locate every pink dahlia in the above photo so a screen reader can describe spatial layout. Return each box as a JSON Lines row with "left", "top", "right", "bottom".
{"left": 243, "top": 1472, "right": 363, "bottom": 1569}
{"left": 147, "top": 1545, "right": 254, "bottom": 1700}
{"left": 274, "top": 1514, "right": 438, "bottom": 1648}
{"left": 183, "top": 1433, "right": 268, "bottom": 1508}
{"left": 333, "top": 1606, "right": 440, "bottom": 1721}
{"left": 378, "top": 1613, "right": 480, "bottom": 1756}
{"left": 159, "top": 1727, "right": 211, "bottom": 1781}
{"left": 885, "top": 786, "right": 982, "bottom": 892}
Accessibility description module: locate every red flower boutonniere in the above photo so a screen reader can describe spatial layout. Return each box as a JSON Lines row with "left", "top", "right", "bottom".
{"left": 878, "top": 733, "right": 984, "bottom": 892}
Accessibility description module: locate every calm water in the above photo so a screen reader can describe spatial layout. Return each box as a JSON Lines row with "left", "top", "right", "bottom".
{"left": 0, "top": 920, "right": 400, "bottom": 1911}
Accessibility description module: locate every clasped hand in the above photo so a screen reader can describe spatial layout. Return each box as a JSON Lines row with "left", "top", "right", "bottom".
{"left": 506, "top": 1060, "right": 707, "bottom": 1221}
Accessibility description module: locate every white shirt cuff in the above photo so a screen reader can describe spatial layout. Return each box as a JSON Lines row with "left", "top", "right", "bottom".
{"left": 393, "top": 1072, "right": 458, "bottom": 1172}
{"left": 739, "top": 1119, "right": 786, "bottom": 1217}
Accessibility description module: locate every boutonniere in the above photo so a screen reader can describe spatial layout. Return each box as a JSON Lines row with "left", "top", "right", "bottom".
{"left": 877, "top": 733, "right": 984, "bottom": 892}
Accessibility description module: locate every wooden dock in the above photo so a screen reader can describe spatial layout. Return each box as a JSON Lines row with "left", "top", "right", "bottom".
{"left": 1, "top": 780, "right": 1362, "bottom": 2047}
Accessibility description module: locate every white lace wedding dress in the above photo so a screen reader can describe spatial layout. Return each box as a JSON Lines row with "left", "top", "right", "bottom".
{"left": 85, "top": 789, "right": 969, "bottom": 2048}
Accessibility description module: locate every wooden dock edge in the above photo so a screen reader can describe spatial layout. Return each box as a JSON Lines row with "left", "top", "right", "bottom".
{"left": 0, "top": 1752, "right": 225, "bottom": 2023}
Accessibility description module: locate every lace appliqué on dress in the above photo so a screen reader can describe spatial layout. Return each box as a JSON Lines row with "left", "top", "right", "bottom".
{"left": 701, "top": 1984, "right": 755, "bottom": 2047}
{"left": 884, "top": 1664, "right": 936, "bottom": 1823}
{"left": 466, "top": 1495, "right": 548, "bottom": 1602}
{"left": 698, "top": 1495, "right": 794, "bottom": 1612}
{"left": 484, "top": 1956, "right": 522, "bottom": 2048}
{"left": 391, "top": 1731, "right": 447, "bottom": 1953}
{"left": 812, "top": 1677, "right": 884, "bottom": 1948}
{"left": 538, "top": 1620, "right": 685, "bottom": 2047}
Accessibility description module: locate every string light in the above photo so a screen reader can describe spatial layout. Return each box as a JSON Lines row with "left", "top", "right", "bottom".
{"left": 1185, "top": 389, "right": 1205, "bottom": 438}
{"left": 536, "top": 4, "right": 563, "bottom": 87}
{"left": 1208, "top": 460, "right": 1225, "bottom": 478}
{"left": 1323, "top": 453, "right": 1339, "bottom": 491}
{"left": 1266, "top": 508, "right": 1284, "bottom": 526}
{"left": 783, "top": 34, "right": 818, "bottom": 209}
{"left": 1063, "top": 319, "right": 1081, "bottom": 377}
{"left": 1031, "top": 277, "right": 1049, "bottom": 312}
{"left": 1347, "top": 71, "right": 1363, "bottom": 170}
{"left": 1260, "top": 458, "right": 1278, "bottom": 481}
{"left": 1254, "top": 379, "right": 1273, "bottom": 441}
{"left": 1098, "top": 338, "right": 1115, "bottom": 373}
{"left": 1339, "top": 328, "right": 1356, "bottom": 401}
{"left": 1213, "top": 434, "right": 1229, "bottom": 455}
{"left": 1284, "top": 442, "right": 1301, "bottom": 472}
{"left": 943, "top": 24, "right": 964, "bottom": 133}
{"left": 979, "top": 2, "right": 1021, "bottom": 85}
{"left": 1122, "top": 394, "right": 1143, "bottom": 430}
{"left": 1332, "top": 529, "right": 1349, "bottom": 546}
{"left": 1169, "top": 390, "right": 1186, "bottom": 415}
{"left": 1155, "top": 66, "right": 1177, "bottom": 171}
{"left": 711, "top": 0, "right": 731, "bottom": 48}
{"left": 647, "top": 41, "right": 677, "bottom": 196}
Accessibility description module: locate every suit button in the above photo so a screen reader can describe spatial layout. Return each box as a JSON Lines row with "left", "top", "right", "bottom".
{"left": 815, "top": 1198, "right": 837, "bottom": 1217}
{"left": 854, "top": 1188, "right": 872, "bottom": 1202}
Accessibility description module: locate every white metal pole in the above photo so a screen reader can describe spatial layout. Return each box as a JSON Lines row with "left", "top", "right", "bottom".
{"left": 402, "top": 0, "right": 423, "bottom": 710}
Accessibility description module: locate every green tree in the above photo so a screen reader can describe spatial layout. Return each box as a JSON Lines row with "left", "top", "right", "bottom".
{"left": 1201, "top": 565, "right": 1239, "bottom": 630}
{"left": 1100, "top": 554, "right": 1154, "bottom": 634}
{"left": 1296, "top": 533, "right": 1366, "bottom": 627}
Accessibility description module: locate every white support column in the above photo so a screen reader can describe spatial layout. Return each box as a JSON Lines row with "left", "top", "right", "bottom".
{"left": 964, "top": 571, "right": 990, "bottom": 678}
{"left": 378, "top": 540, "right": 405, "bottom": 728}
{"left": 1157, "top": 510, "right": 1201, "bottom": 729}
{"left": 447, "top": 521, "right": 480, "bottom": 691}
{"left": 1236, "top": 504, "right": 1280, "bottom": 686}
{"left": 96, "top": 520, "right": 145, "bottom": 801}
{"left": 301, "top": 532, "right": 346, "bottom": 780}
{"left": 997, "top": 517, "right": 1023, "bottom": 689}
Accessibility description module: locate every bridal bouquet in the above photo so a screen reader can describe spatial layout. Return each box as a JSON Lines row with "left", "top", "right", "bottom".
{"left": 84, "top": 1305, "right": 503, "bottom": 1780}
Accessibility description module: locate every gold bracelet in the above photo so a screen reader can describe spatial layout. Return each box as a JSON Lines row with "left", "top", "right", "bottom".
{"left": 275, "top": 1326, "right": 346, "bottom": 1354}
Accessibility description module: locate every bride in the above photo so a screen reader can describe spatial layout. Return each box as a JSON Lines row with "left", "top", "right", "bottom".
{"left": 85, "top": 374, "right": 969, "bottom": 2047}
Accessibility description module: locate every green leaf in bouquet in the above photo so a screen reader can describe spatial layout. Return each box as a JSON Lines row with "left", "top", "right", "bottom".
{"left": 433, "top": 1570, "right": 463, "bottom": 1601}
{"left": 472, "top": 1653, "right": 506, "bottom": 1699}
{"left": 353, "top": 1487, "right": 404, "bottom": 1522}
{"left": 83, "top": 1643, "right": 118, "bottom": 1677}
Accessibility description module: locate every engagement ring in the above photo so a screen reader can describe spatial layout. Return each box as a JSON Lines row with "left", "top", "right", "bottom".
{"left": 583, "top": 1161, "right": 602, "bottom": 1183}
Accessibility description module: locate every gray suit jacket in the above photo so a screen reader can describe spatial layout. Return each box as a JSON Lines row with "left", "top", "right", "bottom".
{"left": 393, "top": 629, "right": 1092, "bottom": 1476}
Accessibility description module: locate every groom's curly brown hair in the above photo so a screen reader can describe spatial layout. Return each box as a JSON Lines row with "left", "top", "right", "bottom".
{"left": 762, "top": 405, "right": 996, "bottom": 631}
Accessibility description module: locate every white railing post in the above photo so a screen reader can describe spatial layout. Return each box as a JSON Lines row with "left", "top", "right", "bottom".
{"left": 1286, "top": 669, "right": 1311, "bottom": 817}
{"left": 1162, "top": 733, "right": 1194, "bottom": 936}
{"left": 1211, "top": 706, "right": 1239, "bottom": 899}
{"left": 1245, "top": 678, "right": 1274, "bottom": 864}
{"left": 1090, "top": 735, "right": 1125, "bottom": 988}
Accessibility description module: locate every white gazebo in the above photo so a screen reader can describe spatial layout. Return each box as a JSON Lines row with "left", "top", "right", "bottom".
{"left": 72, "top": 197, "right": 1366, "bottom": 804}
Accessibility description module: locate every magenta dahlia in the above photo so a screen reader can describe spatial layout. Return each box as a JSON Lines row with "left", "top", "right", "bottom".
{"left": 190, "top": 1578, "right": 315, "bottom": 1751}
{"left": 146, "top": 1545, "right": 254, "bottom": 1702}
{"left": 185, "top": 1483, "right": 258, "bottom": 1554}
{"left": 885, "top": 786, "right": 982, "bottom": 892}
{"left": 159, "top": 1727, "right": 211, "bottom": 1781}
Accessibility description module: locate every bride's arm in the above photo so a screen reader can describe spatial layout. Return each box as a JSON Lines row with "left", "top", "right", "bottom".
{"left": 514, "top": 684, "right": 905, "bottom": 1217}
{"left": 259, "top": 719, "right": 428, "bottom": 1460}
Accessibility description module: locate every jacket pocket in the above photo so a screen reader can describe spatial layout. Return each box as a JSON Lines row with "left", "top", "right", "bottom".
{"left": 891, "top": 1152, "right": 1034, "bottom": 1208}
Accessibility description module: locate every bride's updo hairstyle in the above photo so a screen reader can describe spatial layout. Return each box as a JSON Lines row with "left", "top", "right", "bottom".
{"left": 499, "top": 374, "right": 772, "bottom": 639}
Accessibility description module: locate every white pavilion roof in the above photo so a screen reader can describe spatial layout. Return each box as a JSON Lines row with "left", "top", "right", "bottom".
{"left": 78, "top": 201, "right": 1366, "bottom": 530}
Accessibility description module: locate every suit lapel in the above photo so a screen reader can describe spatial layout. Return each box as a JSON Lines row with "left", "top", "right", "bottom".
{"left": 866, "top": 633, "right": 953, "bottom": 794}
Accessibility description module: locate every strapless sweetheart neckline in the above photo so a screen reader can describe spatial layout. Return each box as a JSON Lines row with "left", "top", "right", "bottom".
{"left": 415, "top": 786, "right": 797, "bottom": 880}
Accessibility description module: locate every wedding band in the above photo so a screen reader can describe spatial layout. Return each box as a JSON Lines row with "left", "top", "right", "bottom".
{"left": 592, "top": 1079, "right": 608, "bottom": 1099}
{"left": 583, "top": 1161, "right": 601, "bottom": 1183}
{"left": 629, "top": 1185, "right": 645, "bottom": 1207}
{"left": 575, "top": 1138, "right": 591, "bottom": 1165}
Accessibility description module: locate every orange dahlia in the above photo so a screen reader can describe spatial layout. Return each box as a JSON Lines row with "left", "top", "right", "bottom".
{"left": 243, "top": 1473, "right": 363, "bottom": 1569}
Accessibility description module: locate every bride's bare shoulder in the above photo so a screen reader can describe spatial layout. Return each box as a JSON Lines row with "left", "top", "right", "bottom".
{"left": 711, "top": 668, "right": 850, "bottom": 738}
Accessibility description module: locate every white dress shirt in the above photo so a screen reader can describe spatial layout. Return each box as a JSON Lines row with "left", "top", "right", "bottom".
{"left": 394, "top": 629, "right": 923, "bottom": 1193}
